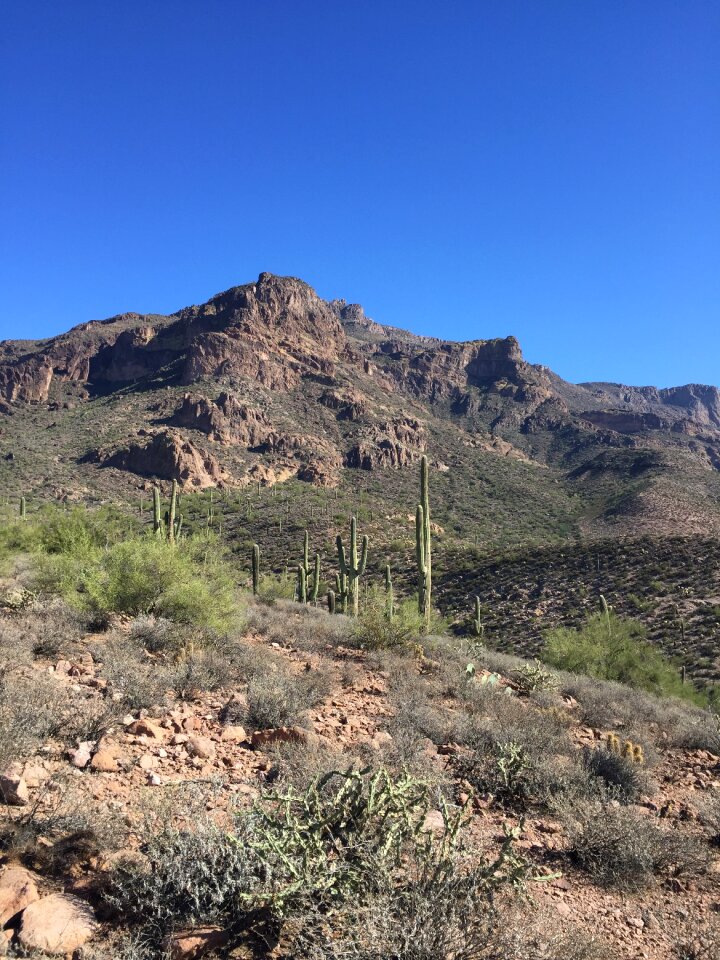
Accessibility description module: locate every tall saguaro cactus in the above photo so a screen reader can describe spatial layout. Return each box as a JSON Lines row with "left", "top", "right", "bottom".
{"left": 416, "top": 455, "right": 432, "bottom": 623}
{"left": 152, "top": 487, "right": 162, "bottom": 536}
{"left": 298, "top": 530, "right": 321, "bottom": 604}
{"left": 336, "top": 516, "right": 368, "bottom": 617}
{"left": 252, "top": 543, "right": 261, "bottom": 596}
{"left": 384, "top": 564, "right": 394, "bottom": 621}
{"left": 167, "top": 480, "right": 179, "bottom": 544}
{"left": 19, "top": 496, "right": 26, "bottom": 521}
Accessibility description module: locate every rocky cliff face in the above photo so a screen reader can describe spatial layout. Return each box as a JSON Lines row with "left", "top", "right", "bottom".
{"left": 1, "top": 272, "right": 718, "bottom": 512}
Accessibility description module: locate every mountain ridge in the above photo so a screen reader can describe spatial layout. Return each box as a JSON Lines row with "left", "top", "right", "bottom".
{"left": 1, "top": 272, "right": 719, "bottom": 542}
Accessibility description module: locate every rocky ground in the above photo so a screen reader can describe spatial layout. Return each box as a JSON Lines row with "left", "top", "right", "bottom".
{"left": 1, "top": 598, "right": 719, "bottom": 959}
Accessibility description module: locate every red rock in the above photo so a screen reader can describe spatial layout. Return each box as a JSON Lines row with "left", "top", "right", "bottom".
{"left": 220, "top": 725, "right": 247, "bottom": 742}
{"left": 129, "top": 718, "right": 166, "bottom": 740}
{"left": 167, "top": 926, "right": 231, "bottom": 959}
{"left": 187, "top": 735, "right": 215, "bottom": 759}
{"left": 0, "top": 866, "right": 39, "bottom": 926}
{"left": 0, "top": 770, "right": 29, "bottom": 806}
{"left": 18, "top": 893, "right": 96, "bottom": 953}
{"left": 90, "top": 749, "right": 119, "bottom": 773}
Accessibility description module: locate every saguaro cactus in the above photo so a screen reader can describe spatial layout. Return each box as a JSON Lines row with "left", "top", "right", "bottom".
{"left": 384, "top": 564, "right": 394, "bottom": 620}
{"left": 298, "top": 531, "right": 321, "bottom": 604}
{"left": 416, "top": 455, "right": 432, "bottom": 623}
{"left": 297, "top": 564, "right": 308, "bottom": 604}
{"left": 472, "top": 596, "right": 484, "bottom": 638}
{"left": 327, "top": 589, "right": 336, "bottom": 614}
{"left": 19, "top": 496, "right": 26, "bottom": 521}
{"left": 252, "top": 543, "right": 261, "bottom": 596}
{"left": 335, "top": 572, "right": 348, "bottom": 614}
{"left": 167, "top": 480, "right": 179, "bottom": 544}
{"left": 336, "top": 517, "right": 368, "bottom": 617}
{"left": 152, "top": 487, "right": 162, "bottom": 535}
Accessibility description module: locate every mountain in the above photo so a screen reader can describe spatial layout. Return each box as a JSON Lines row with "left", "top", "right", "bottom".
{"left": 1, "top": 271, "right": 720, "bottom": 543}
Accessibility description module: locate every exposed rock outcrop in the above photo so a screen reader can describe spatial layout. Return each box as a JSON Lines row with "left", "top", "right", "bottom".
{"left": 170, "top": 393, "right": 272, "bottom": 446}
{"left": 99, "top": 430, "right": 228, "bottom": 489}
{"left": 345, "top": 416, "right": 426, "bottom": 470}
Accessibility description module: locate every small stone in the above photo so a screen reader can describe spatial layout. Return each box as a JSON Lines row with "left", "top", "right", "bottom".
{"left": 147, "top": 772, "right": 162, "bottom": 786}
{"left": 422, "top": 810, "right": 446, "bottom": 834}
{"left": 91, "top": 750, "right": 119, "bottom": 773}
{"left": 167, "top": 925, "right": 231, "bottom": 959}
{"left": 187, "top": 735, "right": 215, "bottom": 759}
{"left": 18, "top": 893, "right": 96, "bottom": 954}
{"left": 69, "top": 741, "right": 94, "bottom": 769}
{"left": 138, "top": 754, "right": 155, "bottom": 771}
{"left": 129, "top": 718, "right": 166, "bottom": 740}
{"left": 220, "top": 725, "right": 246, "bottom": 742}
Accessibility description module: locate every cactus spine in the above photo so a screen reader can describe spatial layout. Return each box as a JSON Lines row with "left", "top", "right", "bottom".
{"left": 252, "top": 543, "right": 260, "bottom": 596}
{"left": 416, "top": 455, "right": 432, "bottom": 623}
{"left": 384, "top": 564, "right": 394, "bottom": 620}
{"left": 336, "top": 516, "right": 368, "bottom": 617}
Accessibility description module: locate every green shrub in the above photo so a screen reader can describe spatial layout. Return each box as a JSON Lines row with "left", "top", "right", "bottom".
{"left": 356, "top": 589, "right": 443, "bottom": 650}
{"left": 543, "top": 611, "right": 699, "bottom": 702}
{"left": 36, "top": 533, "right": 239, "bottom": 632}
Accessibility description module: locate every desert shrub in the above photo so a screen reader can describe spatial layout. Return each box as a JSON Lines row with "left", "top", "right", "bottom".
{"left": 355, "top": 591, "right": 429, "bottom": 650}
{"left": 565, "top": 803, "right": 709, "bottom": 889}
{"left": 106, "top": 818, "right": 257, "bottom": 940}
{"left": 0, "top": 669, "right": 67, "bottom": 771}
{"left": 100, "top": 639, "right": 171, "bottom": 710}
{"left": 454, "top": 707, "right": 592, "bottom": 809}
{"left": 127, "top": 615, "right": 190, "bottom": 656}
{"left": 580, "top": 745, "right": 648, "bottom": 803}
{"left": 245, "top": 666, "right": 332, "bottom": 730}
{"left": 0, "top": 598, "right": 85, "bottom": 661}
{"left": 544, "top": 611, "right": 700, "bottom": 702}
{"left": 36, "top": 533, "right": 239, "bottom": 632}
{"left": 245, "top": 767, "right": 533, "bottom": 920}
{"left": 0, "top": 775, "right": 124, "bottom": 871}
{"left": 245, "top": 598, "right": 353, "bottom": 651}
{"left": 169, "top": 649, "right": 229, "bottom": 700}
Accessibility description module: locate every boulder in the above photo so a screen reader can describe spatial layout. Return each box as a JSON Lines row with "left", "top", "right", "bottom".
{"left": 0, "top": 866, "right": 39, "bottom": 926}
{"left": 0, "top": 770, "right": 29, "bottom": 806}
{"left": 18, "top": 893, "right": 96, "bottom": 954}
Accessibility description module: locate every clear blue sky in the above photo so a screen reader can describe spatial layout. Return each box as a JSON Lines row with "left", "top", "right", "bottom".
{"left": 1, "top": 1, "right": 718, "bottom": 388}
